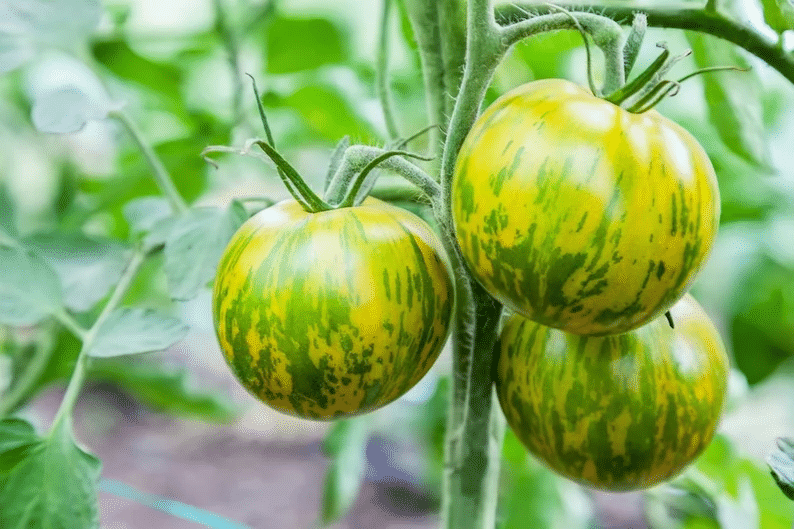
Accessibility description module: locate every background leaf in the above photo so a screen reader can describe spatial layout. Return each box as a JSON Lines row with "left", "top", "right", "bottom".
{"left": 30, "top": 85, "right": 112, "bottom": 134}
{"left": 768, "top": 438, "right": 794, "bottom": 500}
{"left": 87, "top": 308, "right": 189, "bottom": 358}
{"left": 687, "top": 34, "right": 772, "bottom": 171}
{"left": 23, "top": 233, "right": 128, "bottom": 313}
{"left": 89, "top": 359, "right": 237, "bottom": 422}
{"left": 0, "top": 420, "right": 101, "bottom": 529}
{"left": 0, "top": 419, "right": 37, "bottom": 454}
{"left": 122, "top": 196, "right": 174, "bottom": 237}
{"left": 0, "top": 186, "right": 17, "bottom": 238}
{"left": 164, "top": 203, "right": 247, "bottom": 301}
{"left": 760, "top": 0, "right": 794, "bottom": 33}
{"left": 320, "top": 417, "right": 370, "bottom": 524}
{"left": 266, "top": 17, "right": 347, "bottom": 74}
{"left": 0, "top": 245, "right": 63, "bottom": 326}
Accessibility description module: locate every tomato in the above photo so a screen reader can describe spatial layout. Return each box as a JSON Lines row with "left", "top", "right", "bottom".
{"left": 496, "top": 294, "right": 729, "bottom": 491}
{"left": 452, "top": 79, "right": 720, "bottom": 335}
{"left": 212, "top": 198, "right": 454, "bottom": 420}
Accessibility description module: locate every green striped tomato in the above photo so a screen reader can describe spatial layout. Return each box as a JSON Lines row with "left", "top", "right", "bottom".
{"left": 452, "top": 79, "right": 720, "bottom": 335}
{"left": 496, "top": 294, "right": 729, "bottom": 491}
{"left": 212, "top": 198, "right": 454, "bottom": 420}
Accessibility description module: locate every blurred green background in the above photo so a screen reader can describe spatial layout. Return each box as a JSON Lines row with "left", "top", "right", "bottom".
{"left": 1, "top": 0, "right": 793, "bottom": 527}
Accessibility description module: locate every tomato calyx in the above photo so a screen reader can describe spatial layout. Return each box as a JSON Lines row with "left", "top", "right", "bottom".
{"left": 202, "top": 76, "right": 435, "bottom": 214}
{"left": 599, "top": 37, "right": 748, "bottom": 113}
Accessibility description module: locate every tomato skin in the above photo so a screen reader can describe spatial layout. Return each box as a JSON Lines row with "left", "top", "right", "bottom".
{"left": 496, "top": 294, "right": 729, "bottom": 491}
{"left": 212, "top": 198, "right": 454, "bottom": 420}
{"left": 452, "top": 79, "right": 720, "bottom": 336}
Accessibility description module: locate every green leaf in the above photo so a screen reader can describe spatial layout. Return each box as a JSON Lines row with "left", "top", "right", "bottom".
{"left": 768, "top": 438, "right": 794, "bottom": 500}
{"left": 0, "top": 0, "right": 100, "bottom": 73}
{"left": 0, "top": 419, "right": 37, "bottom": 454}
{"left": 499, "top": 430, "right": 592, "bottom": 529}
{"left": 31, "top": 85, "right": 112, "bottom": 134}
{"left": 761, "top": 0, "right": 794, "bottom": 33}
{"left": 690, "top": 434, "right": 794, "bottom": 529}
{"left": 687, "top": 34, "right": 772, "bottom": 170}
{"left": 267, "top": 17, "right": 347, "bottom": 74}
{"left": 0, "top": 185, "right": 16, "bottom": 238}
{"left": 92, "top": 39, "right": 183, "bottom": 102}
{"left": 267, "top": 84, "right": 377, "bottom": 144}
{"left": 87, "top": 308, "right": 188, "bottom": 358}
{"left": 715, "top": 479, "right": 760, "bottom": 529}
{"left": 164, "top": 204, "right": 247, "bottom": 301}
{"left": 0, "top": 420, "right": 101, "bottom": 529}
{"left": 729, "top": 256, "right": 794, "bottom": 384}
{"left": 89, "top": 359, "right": 237, "bottom": 422}
{"left": 122, "top": 196, "right": 173, "bottom": 237}
{"left": 23, "top": 233, "right": 128, "bottom": 313}
{"left": 0, "top": 245, "right": 63, "bottom": 326}
{"left": 320, "top": 417, "right": 370, "bottom": 524}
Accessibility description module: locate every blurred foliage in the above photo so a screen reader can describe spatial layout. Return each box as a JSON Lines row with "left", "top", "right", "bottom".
{"left": 1, "top": 0, "right": 794, "bottom": 527}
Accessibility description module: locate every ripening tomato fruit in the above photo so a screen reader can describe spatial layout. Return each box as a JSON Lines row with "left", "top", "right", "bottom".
{"left": 452, "top": 79, "right": 720, "bottom": 335}
{"left": 212, "top": 198, "right": 454, "bottom": 420}
{"left": 496, "top": 294, "right": 729, "bottom": 491}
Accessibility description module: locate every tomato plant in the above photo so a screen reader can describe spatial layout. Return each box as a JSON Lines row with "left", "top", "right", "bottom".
{"left": 497, "top": 294, "right": 729, "bottom": 491}
{"left": 2, "top": 0, "right": 794, "bottom": 528}
{"left": 213, "top": 197, "right": 454, "bottom": 419}
{"left": 452, "top": 78, "right": 720, "bottom": 336}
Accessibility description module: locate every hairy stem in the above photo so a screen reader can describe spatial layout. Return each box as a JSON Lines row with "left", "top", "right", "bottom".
{"left": 403, "top": 0, "right": 447, "bottom": 159}
{"left": 495, "top": 3, "right": 794, "bottom": 86}
{"left": 435, "top": 1, "right": 507, "bottom": 528}
{"left": 110, "top": 110, "right": 188, "bottom": 214}
{"left": 438, "top": 0, "right": 467, "bottom": 114}
{"left": 326, "top": 145, "right": 441, "bottom": 205}
{"left": 377, "top": 0, "right": 401, "bottom": 141}
{"left": 50, "top": 250, "right": 146, "bottom": 432}
{"left": 499, "top": 10, "right": 625, "bottom": 93}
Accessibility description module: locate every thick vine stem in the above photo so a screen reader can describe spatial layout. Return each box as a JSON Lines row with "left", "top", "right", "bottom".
{"left": 495, "top": 3, "right": 794, "bottom": 86}
{"left": 324, "top": 145, "right": 441, "bottom": 206}
{"left": 440, "top": 277, "right": 504, "bottom": 529}
{"left": 438, "top": 0, "right": 467, "bottom": 114}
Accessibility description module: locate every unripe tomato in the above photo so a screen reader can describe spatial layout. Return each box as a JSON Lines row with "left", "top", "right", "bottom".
{"left": 496, "top": 294, "right": 729, "bottom": 491}
{"left": 213, "top": 198, "right": 454, "bottom": 420}
{"left": 452, "top": 79, "right": 720, "bottom": 335}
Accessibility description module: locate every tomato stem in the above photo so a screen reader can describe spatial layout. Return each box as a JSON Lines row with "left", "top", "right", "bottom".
{"left": 326, "top": 145, "right": 441, "bottom": 205}
{"left": 496, "top": 3, "right": 794, "bottom": 87}
{"left": 623, "top": 14, "right": 647, "bottom": 78}
{"left": 324, "top": 136, "right": 352, "bottom": 194}
{"left": 337, "top": 150, "right": 433, "bottom": 208}
{"left": 549, "top": 5, "right": 600, "bottom": 96}
{"left": 51, "top": 249, "right": 147, "bottom": 433}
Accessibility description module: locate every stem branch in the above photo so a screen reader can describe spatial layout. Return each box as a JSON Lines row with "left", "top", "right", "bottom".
{"left": 377, "top": 0, "right": 401, "bottom": 140}
{"left": 110, "top": 110, "right": 188, "bottom": 214}
{"left": 403, "top": 0, "right": 448, "bottom": 158}
{"left": 50, "top": 250, "right": 147, "bottom": 431}
{"left": 495, "top": 3, "right": 794, "bottom": 86}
